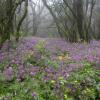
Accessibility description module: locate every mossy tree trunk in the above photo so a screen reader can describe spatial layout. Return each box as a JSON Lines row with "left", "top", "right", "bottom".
{"left": 16, "top": 0, "right": 28, "bottom": 42}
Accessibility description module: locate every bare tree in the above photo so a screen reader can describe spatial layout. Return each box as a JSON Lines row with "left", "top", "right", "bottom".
{"left": 16, "top": 0, "right": 28, "bottom": 41}
{"left": 42, "top": 0, "right": 96, "bottom": 42}
{"left": 29, "top": 0, "right": 44, "bottom": 35}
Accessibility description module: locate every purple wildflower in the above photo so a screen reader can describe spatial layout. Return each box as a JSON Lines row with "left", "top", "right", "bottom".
{"left": 32, "top": 92, "right": 37, "bottom": 97}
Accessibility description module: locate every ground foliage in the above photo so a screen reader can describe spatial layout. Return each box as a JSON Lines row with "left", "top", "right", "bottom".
{"left": 0, "top": 38, "right": 100, "bottom": 100}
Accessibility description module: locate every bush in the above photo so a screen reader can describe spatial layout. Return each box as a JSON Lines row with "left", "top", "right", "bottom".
{"left": 63, "top": 65, "right": 100, "bottom": 100}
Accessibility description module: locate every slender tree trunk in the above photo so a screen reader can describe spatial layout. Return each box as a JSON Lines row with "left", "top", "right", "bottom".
{"left": 16, "top": 0, "right": 28, "bottom": 42}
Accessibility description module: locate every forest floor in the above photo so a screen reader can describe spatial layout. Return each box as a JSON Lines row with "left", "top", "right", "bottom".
{"left": 0, "top": 37, "right": 100, "bottom": 99}
{"left": 0, "top": 37, "right": 100, "bottom": 79}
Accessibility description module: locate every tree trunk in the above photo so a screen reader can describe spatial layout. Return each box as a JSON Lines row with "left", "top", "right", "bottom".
{"left": 16, "top": 0, "right": 28, "bottom": 42}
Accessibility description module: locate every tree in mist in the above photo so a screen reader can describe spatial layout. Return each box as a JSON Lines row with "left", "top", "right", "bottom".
{"left": 29, "top": 0, "right": 44, "bottom": 35}
{"left": 42, "top": 0, "right": 96, "bottom": 42}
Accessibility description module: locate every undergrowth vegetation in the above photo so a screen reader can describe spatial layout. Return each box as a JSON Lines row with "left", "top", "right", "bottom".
{"left": 0, "top": 39, "right": 100, "bottom": 100}
{"left": 0, "top": 62, "right": 99, "bottom": 100}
